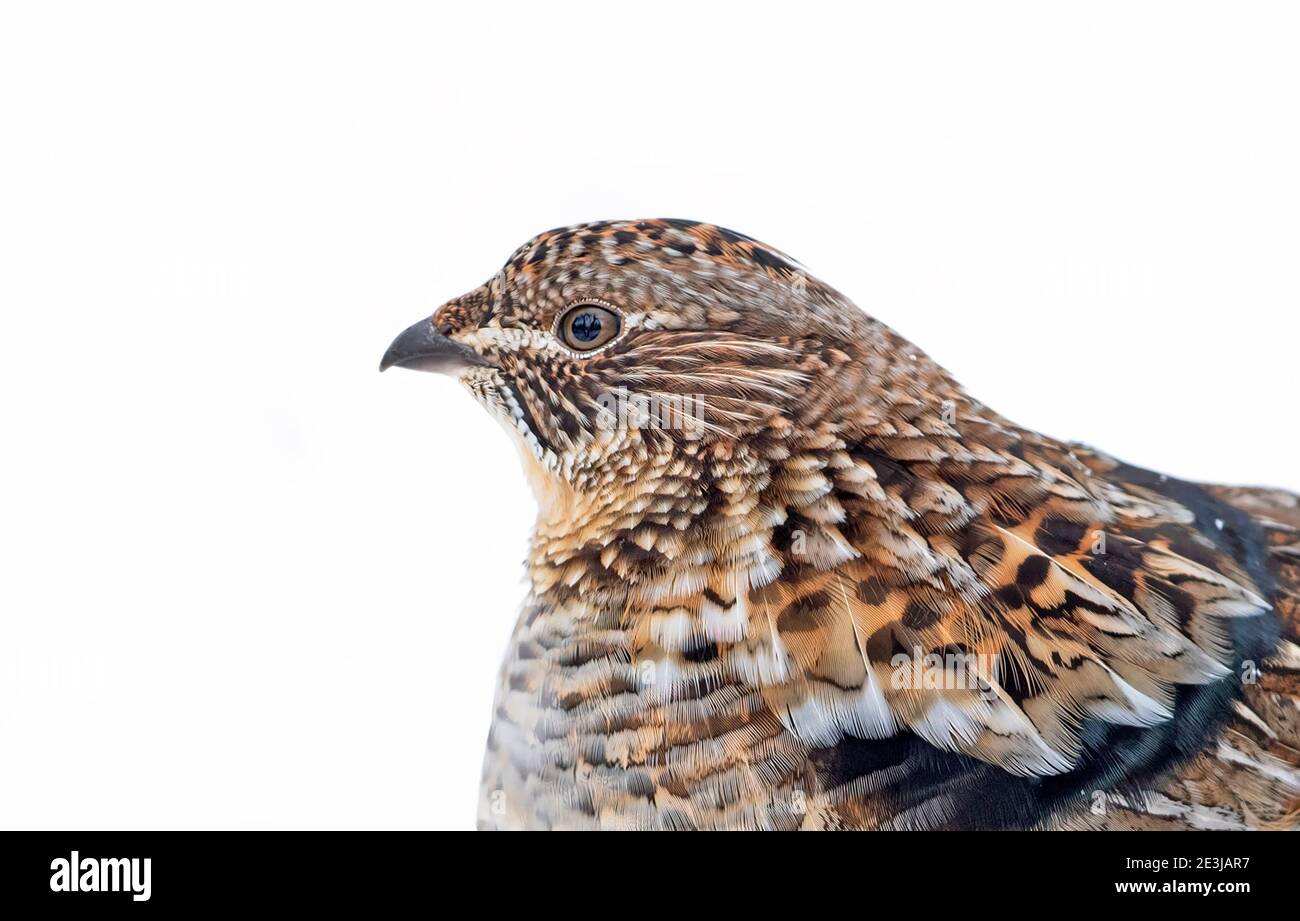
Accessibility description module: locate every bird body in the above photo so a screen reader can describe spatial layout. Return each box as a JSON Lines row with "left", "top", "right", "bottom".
{"left": 382, "top": 219, "right": 1300, "bottom": 830}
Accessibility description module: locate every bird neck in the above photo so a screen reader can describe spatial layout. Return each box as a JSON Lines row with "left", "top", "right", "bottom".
{"left": 525, "top": 432, "right": 774, "bottom": 609}
{"left": 520, "top": 333, "right": 1013, "bottom": 618}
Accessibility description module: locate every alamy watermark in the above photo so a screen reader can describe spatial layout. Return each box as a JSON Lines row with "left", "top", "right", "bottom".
{"left": 889, "top": 645, "right": 1000, "bottom": 698}
{"left": 50, "top": 851, "right": 151, "bottom": 902}
{"left": 595, "top": 386, "right": 707, "bottom": 438}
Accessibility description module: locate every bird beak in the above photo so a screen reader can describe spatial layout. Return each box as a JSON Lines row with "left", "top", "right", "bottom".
{"left": 379, "top": 319, "right": 490, "bottom": 374}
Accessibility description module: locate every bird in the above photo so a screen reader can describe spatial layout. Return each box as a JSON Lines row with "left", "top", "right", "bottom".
{"left": 381, "top": 218, "right": 1300, "bottom": 830}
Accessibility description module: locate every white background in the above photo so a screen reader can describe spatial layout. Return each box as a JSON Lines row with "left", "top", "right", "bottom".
{"left": 1, "top": 2, "right": 1296, "bottom": 830}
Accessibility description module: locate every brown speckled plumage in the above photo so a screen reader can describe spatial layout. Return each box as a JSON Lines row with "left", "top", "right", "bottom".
{"left": 382, "top": 219, "right": 1300, "bottom": 830}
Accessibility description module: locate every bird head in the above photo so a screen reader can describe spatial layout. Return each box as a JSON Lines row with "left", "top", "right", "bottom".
{"left": 381, "top": 219, "right": 967, "bottom": 532}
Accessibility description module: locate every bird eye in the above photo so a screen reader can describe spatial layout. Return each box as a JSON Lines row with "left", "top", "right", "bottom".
{"left": 559, "top": 302, "right": 621, "bottom": 351}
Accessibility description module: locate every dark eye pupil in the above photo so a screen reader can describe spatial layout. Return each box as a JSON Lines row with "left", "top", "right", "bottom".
{"left": 570, "top": 312, "right": 602, "bottom": 343}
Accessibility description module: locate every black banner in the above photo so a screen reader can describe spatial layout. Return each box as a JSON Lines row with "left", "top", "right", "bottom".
{"left": 0, "top": 830, "right": 1289, "bottom": 909}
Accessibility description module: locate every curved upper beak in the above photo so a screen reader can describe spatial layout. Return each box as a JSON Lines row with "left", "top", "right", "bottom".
{"left": 379, "top": 319, "right": 490, "bottom": 374}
